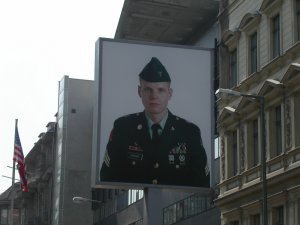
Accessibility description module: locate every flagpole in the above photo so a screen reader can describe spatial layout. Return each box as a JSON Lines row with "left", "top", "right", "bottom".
{"left": 10, "top": 119, "right": 18, "bottom": 225}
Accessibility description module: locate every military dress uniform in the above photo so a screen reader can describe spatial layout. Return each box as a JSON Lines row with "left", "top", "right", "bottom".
{"left": 100, "top": 111, "right": 210, "bottom": 187}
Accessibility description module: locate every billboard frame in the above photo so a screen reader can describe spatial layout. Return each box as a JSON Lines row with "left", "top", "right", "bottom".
{"left": 91, "top": 37, "right": 214, "bottom": 192}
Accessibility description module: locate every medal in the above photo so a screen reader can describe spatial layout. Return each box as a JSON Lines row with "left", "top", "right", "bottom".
{"left": 168, "top": 154, "right": 175, "bottom": 164}
{"left": 179, "top": 155, "right": 185, "bottom": 165}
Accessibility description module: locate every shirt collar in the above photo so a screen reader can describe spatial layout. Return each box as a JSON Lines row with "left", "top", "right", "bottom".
{"left": 145, "top": 111, "right": 168, "bottom": 130}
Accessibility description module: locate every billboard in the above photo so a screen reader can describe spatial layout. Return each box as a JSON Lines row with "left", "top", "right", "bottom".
{"left": 92, "top": 38, "right": 214, "bottom": 191}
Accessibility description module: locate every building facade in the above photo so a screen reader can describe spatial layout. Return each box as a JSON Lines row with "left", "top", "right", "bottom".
{"left": 51, "top": 76, "right": 94, "bottom": 225}
{"left": 24, "top": 122, "right": 56, "bottom": 225}
{"left": 216, "top": 0, "right": 300, "bottom": 224}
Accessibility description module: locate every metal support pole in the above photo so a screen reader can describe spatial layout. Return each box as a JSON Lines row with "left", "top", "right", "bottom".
{"left": 10, "top": 162, "right": 15, "bottom": 225}
{"left": 10, "top": 119, "right": 18, "bottom": 225}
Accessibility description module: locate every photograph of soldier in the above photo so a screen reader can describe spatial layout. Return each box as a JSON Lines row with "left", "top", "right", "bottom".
{"left": 100, "top": 57, "right": 210, "bottom": 187}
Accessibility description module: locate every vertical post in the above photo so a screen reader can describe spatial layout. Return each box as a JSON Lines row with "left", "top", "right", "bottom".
{"left": 260, "top": 98, "right": 268, "bottom": 225}
{"left": 143, "top": 188, "right": 163, "bottom": 225}
{"left": 10, "top": 162, "right": 16, "bottom": 225}
{"left": 10, "top": 119, "right": 18, "bottom": 225}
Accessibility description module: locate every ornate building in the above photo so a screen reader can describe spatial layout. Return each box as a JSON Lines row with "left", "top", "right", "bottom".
{"left": 216, "top": 0, "right": 300, "bottom": 224}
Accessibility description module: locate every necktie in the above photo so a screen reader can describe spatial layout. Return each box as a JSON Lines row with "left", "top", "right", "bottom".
{"left": 151, "top": 124, "right": 161, "bottom": 143}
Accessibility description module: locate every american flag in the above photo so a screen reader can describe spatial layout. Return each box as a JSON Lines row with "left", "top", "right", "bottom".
{"left": 13, "top": 127, "right": 29, "bottom": 192}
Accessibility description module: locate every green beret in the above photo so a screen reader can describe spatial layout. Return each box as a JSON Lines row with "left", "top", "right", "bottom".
{"left": 139, "top": 57, "right": 171, "bottom": 82}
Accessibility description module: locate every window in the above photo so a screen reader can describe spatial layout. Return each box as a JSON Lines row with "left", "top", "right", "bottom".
{"left": 272, "top": 14, "right": 280, "bottom": 58}
{"left": 233, "top": 131, "right": 238, "bottom": 175}
{"left": 294, "top": 93, "right": 300, "bottom": 147}
{"left": 228, "top": 130, "right": 238, "bottom": 177}
{"left": 298, "top": 199, "right": 300, "bottom": 224}
{"left": 253, "top": 119, "right": 259, "bottom": 165}
{"left": 229, "top": 49, "right": 237, "bottom": 87}
{"left": 215, "top": 136, "right": 220, "bottom": 158}
{"left": 275, "top": 105, "right": 282, "bottom": 156}
{"left": 10, "top": 209, "right": 19, "bottom": 225}
{"left": 128, "top": 189, "right": 144, "bottom": 205}
{"left": 272, "top": 206, "right": 284, "bottom": 225}
{"left": 269, "top": 105, "right": 283, "bottom": 158}
{"left": 296, "top": 0, "right": 300, "bottom": 41}
{"left": 231, "top": 221, "right": 239, "bottom": 225}
{"left": 249, "top": 32, "right": 258, "bottom": 74}
{"left": 1, "top": 209, "right": 8, "bottom": 225}
{"left": 248, "top": 119, "right": 259, "bottom": 167}
{"left": 250, "top": 214, "right": 260, "bottom": 225}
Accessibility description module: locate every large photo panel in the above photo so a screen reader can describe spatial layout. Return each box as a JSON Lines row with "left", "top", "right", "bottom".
{"left": 92, "top": 38, "right": 214, "bottom": 191}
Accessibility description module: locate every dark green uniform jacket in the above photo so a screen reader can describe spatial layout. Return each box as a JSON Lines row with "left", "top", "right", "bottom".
{"left": 100, "top": 111, "right": 210, "bottom": 187}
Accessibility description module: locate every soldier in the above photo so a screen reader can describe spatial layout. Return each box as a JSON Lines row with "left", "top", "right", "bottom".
{"left": 100, "top": 57, "right": 210, "bottom": 187}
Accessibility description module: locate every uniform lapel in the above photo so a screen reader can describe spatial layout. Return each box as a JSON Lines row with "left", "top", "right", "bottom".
{"left": 136, "top": 112, "right": 151, "bottom": 146}
{"left": 161, "top": 111, "right": 177, "bottom": 144}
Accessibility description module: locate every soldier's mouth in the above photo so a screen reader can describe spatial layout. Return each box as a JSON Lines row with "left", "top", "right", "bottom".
{"left": 149, "top": 103, "right": 160, "bottom": 107}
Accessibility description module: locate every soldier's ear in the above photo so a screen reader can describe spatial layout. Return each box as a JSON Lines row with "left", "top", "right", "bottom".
{"left": 138, "top": 85, "right": 142, "bottom": 97}
{"left": 169, "top": 87, "right": 173, "bottom": 98}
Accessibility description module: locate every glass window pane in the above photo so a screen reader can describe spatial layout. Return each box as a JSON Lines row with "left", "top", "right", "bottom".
{"left": 1, "top": 209, "right": 8, "bottom": 224}
{"left": 230, "top": 50, "right": 237, "bottom": 87}
{"left": 250, "top": 32, "right": 257, "bottom": 74}
{"left": 253, "top": 119, "right": 259, "bottom": 166}
{"left": 275, "top": 105, "right": 282, "bottom": 155}
{"left": 215, "top": 137, "right": 220, "bottom": 158}
{"left": 296, "top": 0, "right": 300, "bottom": 40}
{"left": 272, "top": 15, "right": 280, "bottom": 58}
{"left": 232, "top": 131, "right": 238, "bottom": 175}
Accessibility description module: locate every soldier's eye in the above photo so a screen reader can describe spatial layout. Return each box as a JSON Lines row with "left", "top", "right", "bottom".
{"left": 158, "top": 88, "right": 166, "bottom": 93}
{"left": 143, "top": 87, "right": 152, "bottom": 93}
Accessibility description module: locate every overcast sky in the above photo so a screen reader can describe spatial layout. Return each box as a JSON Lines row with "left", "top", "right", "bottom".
{"left": 0, "top": 0, "right": 124, "bottom": 194}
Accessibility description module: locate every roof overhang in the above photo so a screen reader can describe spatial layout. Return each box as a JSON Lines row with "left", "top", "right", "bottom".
{"left": 115, "top": 0, "right": 219, "bottom": 44}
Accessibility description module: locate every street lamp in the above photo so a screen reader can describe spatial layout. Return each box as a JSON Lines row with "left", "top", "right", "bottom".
{"left": 215, "top": 88, "right": 268, "bottom": 225}
{"left": 72, "top": 196, "right": 102, "bottom": 204}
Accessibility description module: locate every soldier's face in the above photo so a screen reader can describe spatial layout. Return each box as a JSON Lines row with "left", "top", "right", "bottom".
{"left": 138, "top": 80, "right": 173, "bottom": 117}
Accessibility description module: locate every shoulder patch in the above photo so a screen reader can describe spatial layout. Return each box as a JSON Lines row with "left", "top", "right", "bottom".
{"left": 205, "top": 163, "right": 210, "bottom": 176}
{"left": 104, "top": 151, "right": 110, "bottom": 167}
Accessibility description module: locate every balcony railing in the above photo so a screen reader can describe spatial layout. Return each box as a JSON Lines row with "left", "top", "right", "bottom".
{"left": 163, "top": 193, "right": 214, "bottom": 225}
